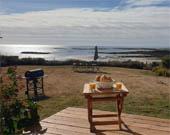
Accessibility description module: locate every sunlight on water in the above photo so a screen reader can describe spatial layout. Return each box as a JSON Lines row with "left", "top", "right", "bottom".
{"left": 0, "top": 44, "right": 63, "bottom": 48}
{"left": 0, "top": 44, "right": 161, "bottom": 63}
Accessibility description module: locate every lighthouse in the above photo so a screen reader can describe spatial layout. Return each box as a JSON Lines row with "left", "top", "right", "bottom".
{"left": 94, "top": 46, "right": 98, "bottom": 61}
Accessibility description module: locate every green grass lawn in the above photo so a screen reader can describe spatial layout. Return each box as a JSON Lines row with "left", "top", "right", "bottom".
{"left": 1, "top": 66, "right": 169, "bottom": 120}
{"left": 38, "top": 91, "right": 170, "bottom": 120}
{"left": 35, "top": 66, "right": 170, "bottom": 120}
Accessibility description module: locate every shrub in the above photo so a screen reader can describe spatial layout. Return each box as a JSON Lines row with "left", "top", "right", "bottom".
{"left": 20, "top": 58, "right": 46, "bottom": 65}
{"left": 152, "top": 67, "right": 170, "bottom": 77}
{"left": 152, "top": 67, "right": 159, "bottom": 72}
{"left": 161, "top": 55, "right": 170, "bottom": 69}
{"left": 152, "top": 62, "right": 160, "bottom": 68}
{"left": 0, "top": 56, "right": 19, "bottom": 66}
{"left": 0, "top": 67, "right": 40, "bottom": 134}
{"left": 125, "top": 61, "right": 144, "bottom": 69}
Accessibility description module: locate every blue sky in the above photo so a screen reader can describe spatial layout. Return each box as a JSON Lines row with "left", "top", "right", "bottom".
{"left": 1, "top": 0, "right": 169, "bottom": 14}
{"left": 0, "top": 0, "right": 120, "bottom": 14}
{"left": 0, "top": 0, "right": 169, "bottom": 47}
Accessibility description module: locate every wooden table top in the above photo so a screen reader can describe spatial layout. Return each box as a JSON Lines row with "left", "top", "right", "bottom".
{"left": 83, "top": 83, "right": 129, "bottom": 96}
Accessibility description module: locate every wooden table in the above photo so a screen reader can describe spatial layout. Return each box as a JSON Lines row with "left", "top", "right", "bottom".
{"left": 73, "top": 63, "right": 100, "bottom": 73}
{"left": 83, "top": 83, "right": 129, "bottom": 132}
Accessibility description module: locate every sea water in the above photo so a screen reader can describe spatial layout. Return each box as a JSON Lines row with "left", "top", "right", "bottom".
{"left": 0, "top": 44, "right": 160, "bottom": 62}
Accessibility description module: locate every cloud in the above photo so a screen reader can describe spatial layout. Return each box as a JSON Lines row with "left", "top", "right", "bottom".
{"left": 0, "top": 4, "right": 169, "bottom": 47}
{"left": 0, "top": 7, "right": 169, "bottom": 28}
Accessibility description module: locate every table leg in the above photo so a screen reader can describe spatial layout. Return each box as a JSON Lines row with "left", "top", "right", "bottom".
{"left": 117, "top": 98, "right": 124, "bottom": 130}
{"left": 88, "top": 98, "right": 93, "bottom": 132}
{"left": 120, "top": 98, "right": 124, "bottom": 115}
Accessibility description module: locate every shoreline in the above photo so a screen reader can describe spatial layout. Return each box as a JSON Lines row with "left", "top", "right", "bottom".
{"left": 0, "top": 48, "right": 169, "bottom": 66}
{"left": 0, "top": 55, "right": 160, "bottom": 70}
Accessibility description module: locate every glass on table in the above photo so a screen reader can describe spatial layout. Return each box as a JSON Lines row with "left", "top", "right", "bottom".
{"left": 115, "top": 80, "right": 122, "bottom": 89}
{"left": 89, "top": 83, "right": 96, "bottom": 91}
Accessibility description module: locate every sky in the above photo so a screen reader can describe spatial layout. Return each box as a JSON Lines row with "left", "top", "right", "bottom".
{"left": 0, "top": 0, "right": 169, "bottom": 47}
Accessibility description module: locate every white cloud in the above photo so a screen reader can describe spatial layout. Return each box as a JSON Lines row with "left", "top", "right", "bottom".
{"left": 0, "top": 5, "right": 169, "bottom": 47}
{"left": 0, "top": 7, "right": 169, "bottom": 28}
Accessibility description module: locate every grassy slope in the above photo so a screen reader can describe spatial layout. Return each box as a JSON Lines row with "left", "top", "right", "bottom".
{"left": 1, "top": 66, "right": 169, "bottom": 120}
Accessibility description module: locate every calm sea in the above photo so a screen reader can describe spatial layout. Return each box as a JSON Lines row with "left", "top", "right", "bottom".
{"left": 0, "top": 44, "right": 160, "bottom": 62}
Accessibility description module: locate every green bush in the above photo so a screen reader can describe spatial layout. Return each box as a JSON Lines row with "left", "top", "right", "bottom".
{"left": 152, "top": 56, "right": 170, "bottom": 77}
{"left": 143, "top": 64, "right": 152, "bottom": 70}
{"left": 20, "top": 58, "right": 46, "bottom": 65}
{"left": 0, "top": 56, "right": 19, "bottom": 66}
{"left": 151, "top": 62, "right": 160, "bottom": 68}
{"left": 162, "top": 55, "right": 170, "bottom": 69}
{"left": 152, "top": 67, "right": 170, "bottom": 77}
{"left": 152, "top": 67, "right": 159, "bottom": 72}
{"left": 0, "top": 67, "right": 41, "bottom": 134}
{"left": 126, "top": 61, "right": 144, "bottom": 69}
{"left": 97, "top": 60, "right": 145, "bottom": 69}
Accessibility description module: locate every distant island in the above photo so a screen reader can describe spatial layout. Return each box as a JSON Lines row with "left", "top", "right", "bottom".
{"left": 21, "top": 51, "right": 51, "bottom": 54}
{"left": 53, "top": 48, "right": 66, "bottom": 49}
